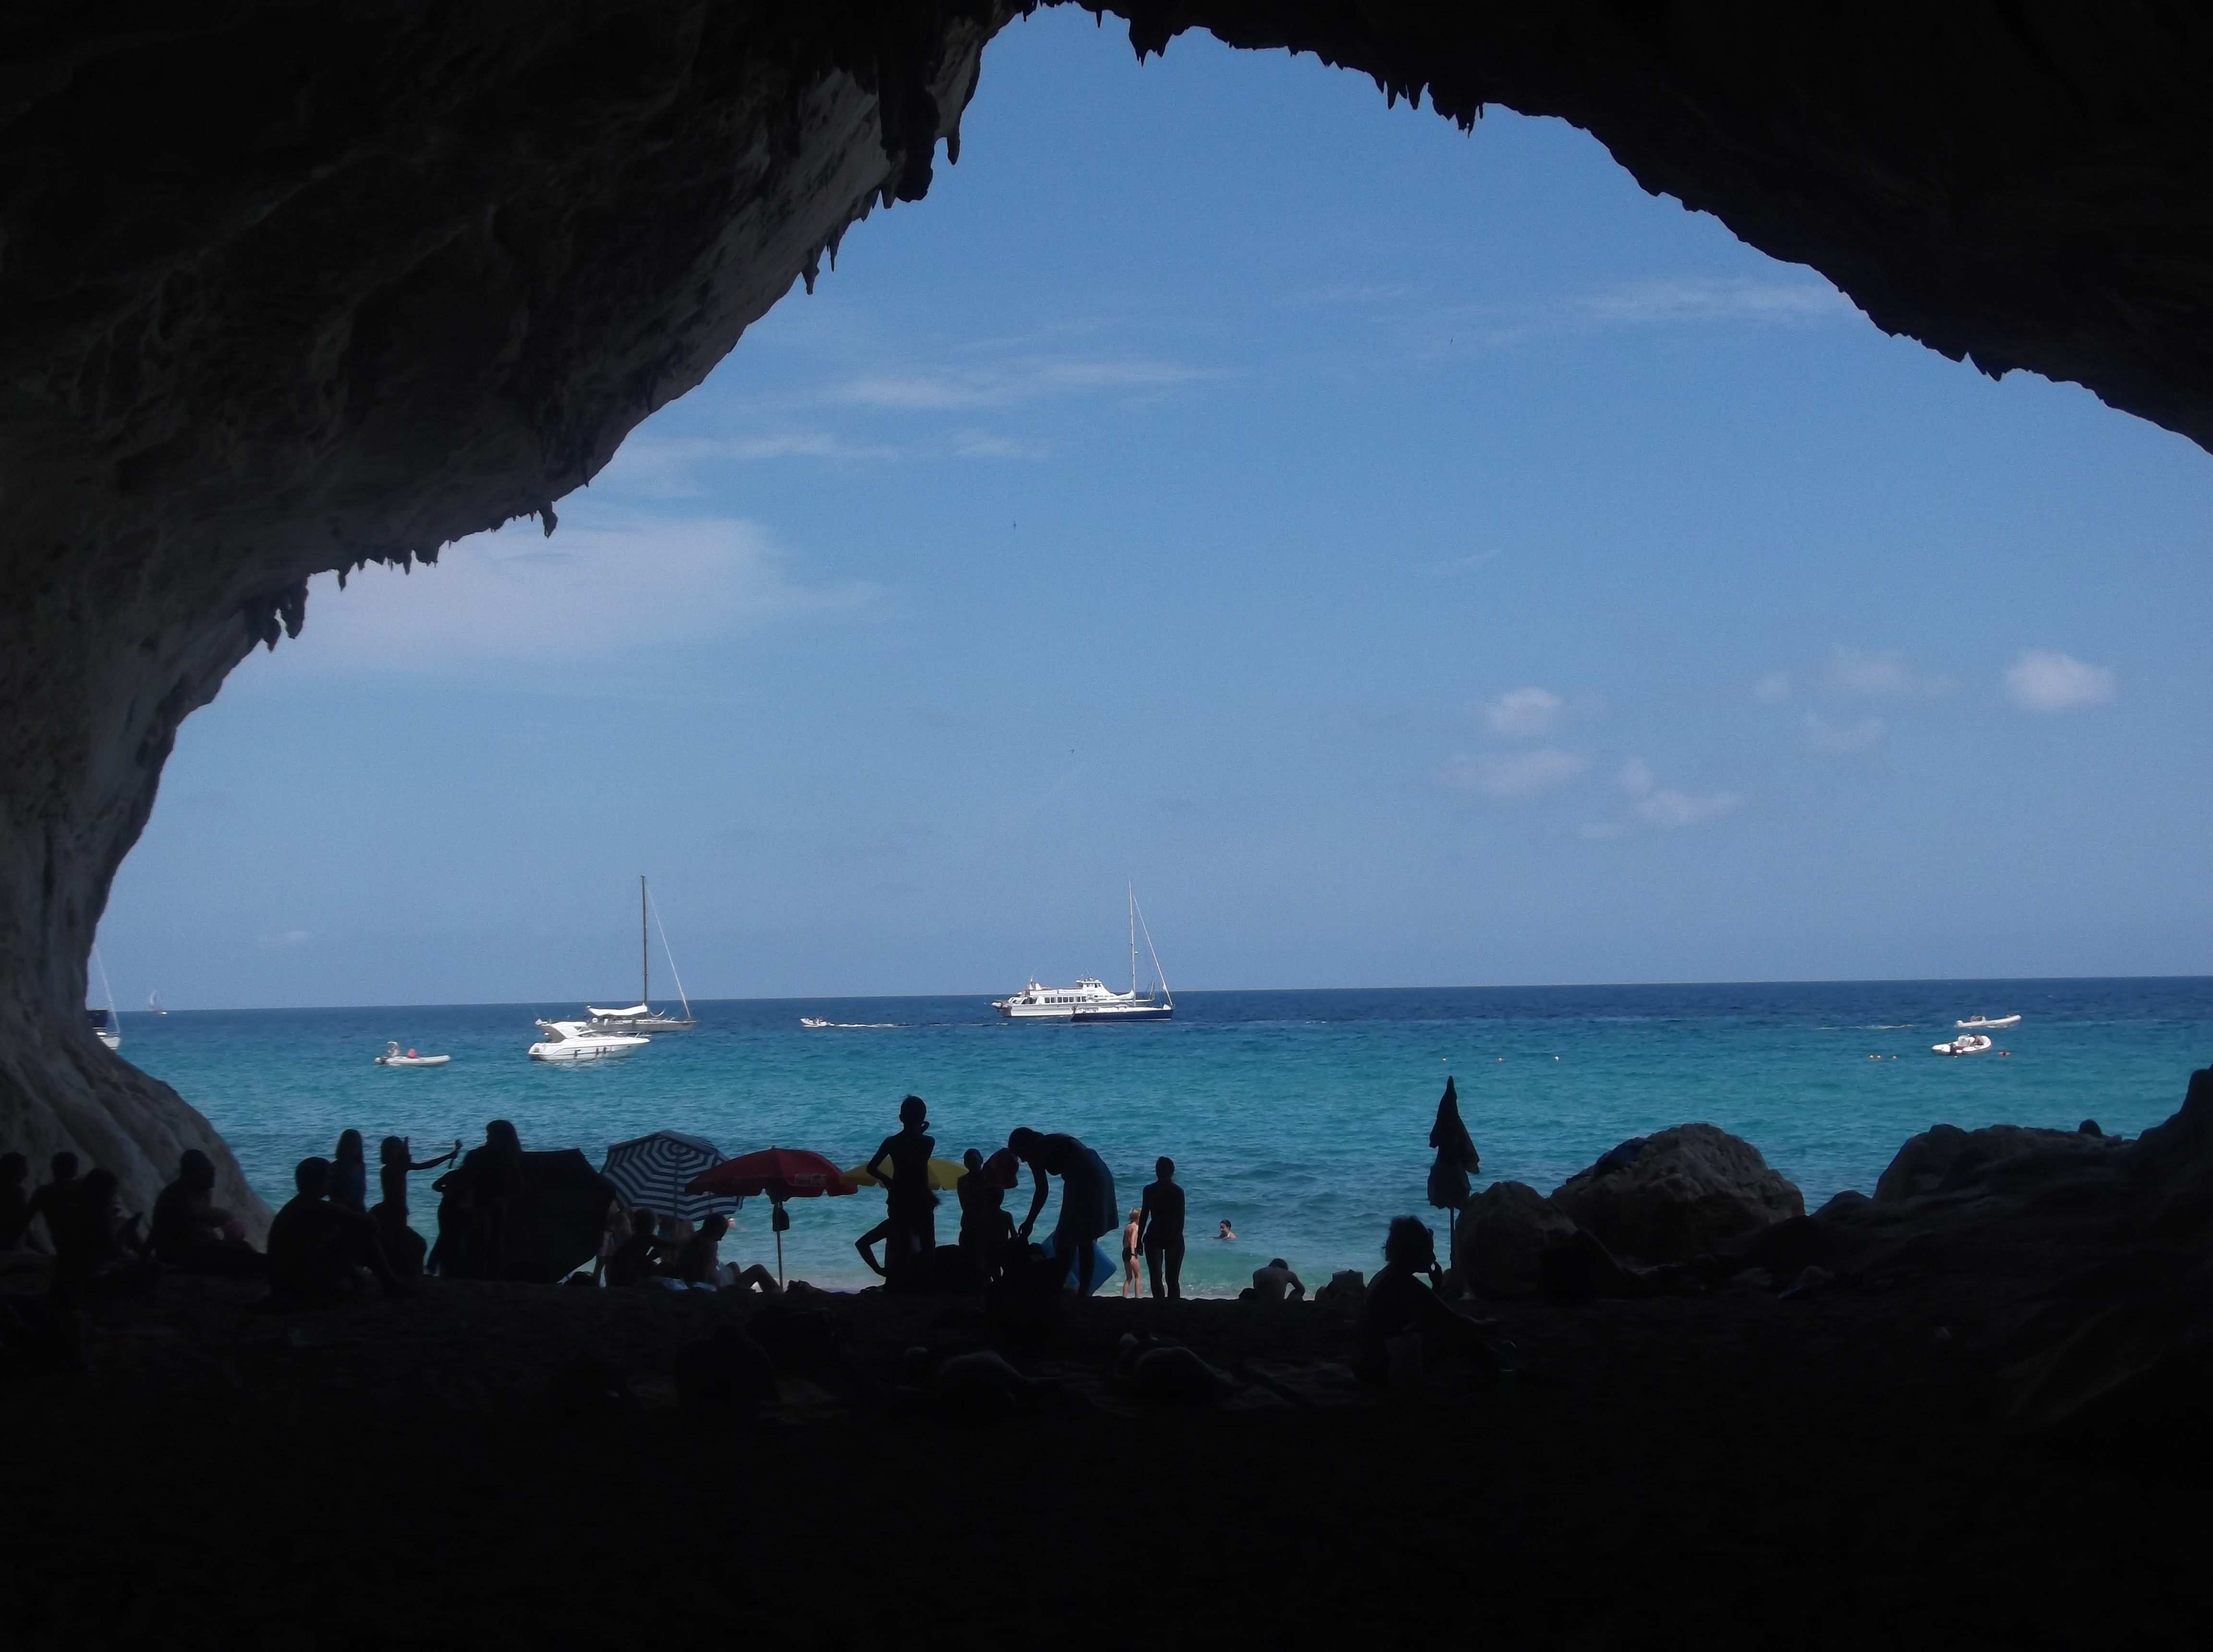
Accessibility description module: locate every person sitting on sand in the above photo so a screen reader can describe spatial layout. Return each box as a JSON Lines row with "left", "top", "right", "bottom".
{"left": 1138, "top": 1157, "right": 1186, "bottom": 1300}
{"left": 671, "top": 1212, "right": 732, "bottom": 1288}
{"left": 864, "top": 1095, "right": 939, "bottom": 1289}
{"left": 1008, "top": 1128, "right": 1117, "bottom": 1295}
{"left": 1121, "top": 1207, "right": 1143, "bottom": 1299}
{"left": 24, "top": 1152, "right": 80, "bottom": 1252}
{"left": 1251, "top": 1258, "right": 1306, "bottom": 1304}
{"left": 603, "top": 1208, "right": 668, "bottom": 1288}
{"left": 1216, "top": 1218, "right": 1236, "bottom": 1242}
{"left": 267, "top": 1157, "right": 400, "bottom": 1300}
{"left": 1354, "top": 1216, "right": 1498, "bottom": 1386}
{"left": 0, "top": 1153, "right": 30, "bottom": 1250}
{"left": 373, "top": 1136, "right": 456, "bottom": 1278}
{"left": 150, "top": 1149, "right": 265, "bottom": 1275}
{"left": 956, "top": 1148, "right": 1016, "bottom": 1282}
{"left": 50, "top": 1168, "right": 158, "bottom": 1297}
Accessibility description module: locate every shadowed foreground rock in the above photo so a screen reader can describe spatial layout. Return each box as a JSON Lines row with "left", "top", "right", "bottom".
{"left": 1551, "top": 1122, "right": 1805, "bottom": 1264}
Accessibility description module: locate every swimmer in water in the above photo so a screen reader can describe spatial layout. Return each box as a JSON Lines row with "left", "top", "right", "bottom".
{"left": 1216, "top": 1219, "right": 1236, "bottom": 1242}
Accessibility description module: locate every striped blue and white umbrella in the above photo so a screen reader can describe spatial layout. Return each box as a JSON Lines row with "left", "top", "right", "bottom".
{"left": 600, "top": 1130, "right": 739, "bottom": 1225}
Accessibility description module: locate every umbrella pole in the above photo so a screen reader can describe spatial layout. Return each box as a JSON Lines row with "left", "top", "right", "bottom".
{"left": 775, "top": 1225, "right": 784, "bottom": 1286}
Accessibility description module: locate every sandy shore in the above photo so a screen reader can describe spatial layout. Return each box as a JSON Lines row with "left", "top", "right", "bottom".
{"left": 0, "top": 1262, "right": 2188, "bottom": 1645}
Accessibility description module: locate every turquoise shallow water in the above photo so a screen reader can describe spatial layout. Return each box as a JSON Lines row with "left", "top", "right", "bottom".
{"left": 114, "top": 979, "right": 2213, "bottom": 1294}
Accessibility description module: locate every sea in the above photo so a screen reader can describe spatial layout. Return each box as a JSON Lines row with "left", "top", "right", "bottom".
{"left": 116, "top": 979, "right": 2213, "bottom": 1296}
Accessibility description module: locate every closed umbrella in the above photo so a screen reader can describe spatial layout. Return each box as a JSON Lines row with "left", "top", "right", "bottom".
{"left": 687, "top": 1147, "right": 855, "bottom": 1285}
{"left": 600, "top": 1130, "right": 738, "bottom": 1225}
{"left": 1426, "top": 1076, "right": 1481, "bottom": 1243}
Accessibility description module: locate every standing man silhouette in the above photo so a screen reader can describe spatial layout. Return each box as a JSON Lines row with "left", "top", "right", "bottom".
{"left": 1137, "top": 1156, "right": 1187, "bottom": 1300}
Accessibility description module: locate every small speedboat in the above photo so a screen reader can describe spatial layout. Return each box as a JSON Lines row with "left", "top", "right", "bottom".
{"left": 1933, "top": 1034, "right": 1995, "bottom": 1057}
{"left": 799, "top": 1016, "right": 830, "bottom": 1029}
{"left": 376, "top": 1041, "right": 451, "bottom": 1068}
{"left": 528, "top": 1020, "right": 648, "bottom": 1062}
{"left": 1956, "top": 1014, "right": 2021, "bottom": 1031}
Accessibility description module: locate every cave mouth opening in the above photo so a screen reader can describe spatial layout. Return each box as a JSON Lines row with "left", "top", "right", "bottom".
{"left": 6, "top": 2, "right": 2209, "bottom": 1224}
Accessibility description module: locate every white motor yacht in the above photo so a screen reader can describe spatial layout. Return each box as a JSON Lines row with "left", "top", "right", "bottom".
{"left": 529, "top": 1019, "right": 649, "bottom": 1062}
{"left": 993, "top": 887, "right": 1175, "bottom": 1023}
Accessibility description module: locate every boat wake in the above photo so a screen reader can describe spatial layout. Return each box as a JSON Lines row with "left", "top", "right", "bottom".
{"left": 799, "top": 1017, "right": 901, "bottom": 1030}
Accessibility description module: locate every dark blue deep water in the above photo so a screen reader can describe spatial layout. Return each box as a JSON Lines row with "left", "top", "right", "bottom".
{"left": 115, "top": 979, "right": 2213, "bottom": 1293}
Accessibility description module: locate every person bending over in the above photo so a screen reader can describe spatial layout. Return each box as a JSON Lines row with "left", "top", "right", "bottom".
{"left": 1252, "top": 1258, "right": 1306, "bottom": 1304}
{"left": 1137, "top": 1157, "right": 1187, "bottom": 1300}
{"left": 150, "top": 1150, "right": 265, "bottom": 1275}
{"left": 1008, "top": 1128, "right": 1117, "bottom": 1295}
{"left": 1354, "top": 1216, "right": 1497, "bottom": 1386}
{"left": 267, "top": 1157, "right": 399, "bottom": 1300}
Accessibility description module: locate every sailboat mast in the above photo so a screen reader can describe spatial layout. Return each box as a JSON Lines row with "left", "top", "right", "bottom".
{"left": 1129, "top": 884, "right": 1138, "bottom": 996}
{"left": 641, "top": 875, "right": 649, "bottom": 1005}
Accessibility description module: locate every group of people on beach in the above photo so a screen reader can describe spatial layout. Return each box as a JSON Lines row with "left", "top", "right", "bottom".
{"left": 6, "top": 1093, "right": 1505, "bottom": 1394}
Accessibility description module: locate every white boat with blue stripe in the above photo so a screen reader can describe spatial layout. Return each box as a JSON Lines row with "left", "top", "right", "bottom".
{"left": 993, "top": 888, "right": 1174, "bottom": 1023}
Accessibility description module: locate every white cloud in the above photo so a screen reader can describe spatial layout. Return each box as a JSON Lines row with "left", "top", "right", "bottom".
{"left": 952, "top": 428, "right": 1051, "bottom": 460}
{"left": 1805, "top": 714, "right": 1886, "bottom": 753}
{"left": 1635, "top": 787, "right": 1746, "bottom": 828}
{"left": 1754, "top": 672, "right": 1792, "bottom": 704}
{"left": 2004, "top": 649, "right": 2116, "bottom": 712}
{"left": 598, "top": 430, "right": 899, "bottom": 493}
{"left": 831, "top": 356, "right": 1203, "bottom": 410}
{"left": 1573, "top": 279, "right": 1849, "bottom": 328}
{"left": 1440, "top": 748, "right": 1589, "bottom": 800}
{"left": 1586, "top": 758, "right": 1743, "bottom": 835}
{"left": 281, "top": 512, "right": 875, "bottom": 675}
{"left": 1481, "top": 687, "right": 1566, "bottom": 740}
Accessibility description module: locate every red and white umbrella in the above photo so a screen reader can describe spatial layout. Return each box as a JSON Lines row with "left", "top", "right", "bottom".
{"left": 687, "top": 1147, "right": 854, "bottom": 1283}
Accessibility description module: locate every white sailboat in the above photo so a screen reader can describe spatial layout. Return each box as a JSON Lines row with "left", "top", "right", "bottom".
{"left": 586, "top": 876, "right": 696, "bottom": 1032}
{"left": 993, "top": 887, "right": 1174, "bottom": 1023}
{"left": 87, "top": 947, "right": 121, "bottom": 1052}
{"left": 147, "top": 990, "right": 166, "bottom": 1017}
{"left": 1956, "top": 1014, "right": 2021, "bottom": 1031}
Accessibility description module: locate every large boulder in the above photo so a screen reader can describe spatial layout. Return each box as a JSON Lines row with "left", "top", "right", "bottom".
{"left": 1550, "top": 1125, "right": 1803, "bottom": 1264}
{"left": 1874, "top": 1122, "right": 2113, "bottom": 1203}
{"left": 1453, "top": 1181, "right": 1580, "bottom": 1299}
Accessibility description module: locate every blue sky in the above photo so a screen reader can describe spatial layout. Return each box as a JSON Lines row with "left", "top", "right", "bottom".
{"left": 101, "top": 11, "right": 2213, "bottom": 1008}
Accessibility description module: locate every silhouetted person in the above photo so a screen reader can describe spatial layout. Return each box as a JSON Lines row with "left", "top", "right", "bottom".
{"left": 149, "top": 1149, "right": 265, "bottom": 1275}
{"left": 329, "top": 1130, "right": 369, "bottom": 1214}
{"left": 1121, "top": 1207, "right": 1143, "bottom": 1298}
{"left": 447, "top": 1120, "right": 527, "bottom": 1279}
{"left": 855, "top": 1192, "right": 896, "bottom": 1280}
{"left": 24, "top": 1152, "right": 80, "bottom": 1252}
{"left": 1355, "top": 1216, "right": 1497, "bottom": 1386}
{"left": 50, "top": 1168, "right": 156, "bottom": 1296}
{"left": 671, "top": 1212, "right": 731, "bottom": 1286}
{"left": 267, "top": 1156, "right": 398, "bottom": 1300}
{"left": 956, "top": 1148, "right": 1015, "bottom": 1281}
{"left": 864, "top": 1095, "right": 939, "bottom": 1288}
{"left": 1137, "top": 1156, "right": 1187, "bottom": 1300}
{"left": 0, "top": 1153, "right": 28, "bottom": 1249}
{"left": 1009, "top": 1128, "right": 1117, "bottom": 1295}
{"left": 1252, "top": 1258, "right": 1306, "bottom": 1303}
{"left": 372, "top": 1136, "right": 455, "bottom": 1278}
{"left": 604, "top": 1208, "right": 666, "bottom": 1288}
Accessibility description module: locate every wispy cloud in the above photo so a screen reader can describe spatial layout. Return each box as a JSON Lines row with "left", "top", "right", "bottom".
{"left": 1584, "top": 758, "right": 1745, "bottom": 836}
{"left": 830, "top": 356, "right": 1205, "bottom": 410}
{"left": 1571, "top": 279, "right": 1850, "bottom": 328}
{"left": 953, "top": 428, "right": 1052, "bottom": 460}
{"left": 1823, "top": 646, "right": 1951, "bottom": 700}
{"left": 256, "top": 929, "right": 312, "bottom": 949}
{"left": 1480, "top": 686, "right": 1567, "bottom": 740}
{"left": 279, "top": 512, "right": 875, "bottom": 675}
{"left": 1753, "top": 671, "right": 1793, "bottom": 704}
{"left": 2004, "top": 649, "right": 2116, "bottom": 713}
{"left": 1805, "top": 714, "right": 1886, "bottom": 753}
{"left": 600, "top": 430, "right": 900, "bottom": 493}
{"left": 1440, "top": 748, "right": 1589, "bottom": 800}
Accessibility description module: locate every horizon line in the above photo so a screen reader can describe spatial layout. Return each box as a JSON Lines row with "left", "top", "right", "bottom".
{"left": 102, "top": 972, "right": 2213, "bottom": 1016}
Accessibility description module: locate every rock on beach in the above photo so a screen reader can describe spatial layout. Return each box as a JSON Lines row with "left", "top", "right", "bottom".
{"left": 1550, "top": 1123, "right": 1804, "bottom": 1264}
{"left": 1453, "top": 1180, "right": 1580, "bottom": 1298}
